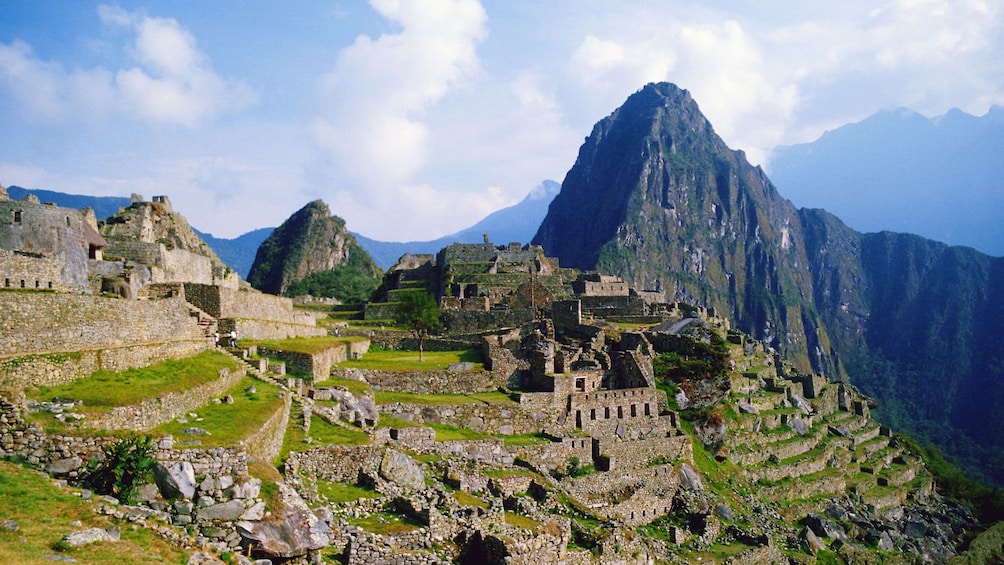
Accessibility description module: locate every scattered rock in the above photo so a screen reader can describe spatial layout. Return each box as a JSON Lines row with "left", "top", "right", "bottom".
{"left": 1, "top": 519, "right": 18, "bottom": 531}
{"left": 737, "top": 402, "right": 759, "bottom": 415}
{"left": 46, "top": 456, "right": 83, "bottom": 476}
{"left": 180, "top": 427, "right": 210, "bottom": 436}
{"left": 61, "top": 527, "right": 119, "bottom": 547}
{"left": 197, "top": 500, "right": 246, "bottom": 521}
{"left": 801, "top": 526, "right": 825, "bottom": 556}
{"left": 789, "top": 417, "right": 809, "bottom": 436}
{"left": 678, "top": 463, "right": 704, "bottom": 491}
{"left": 236, "top": 483, "right": 330, "bottom": 560}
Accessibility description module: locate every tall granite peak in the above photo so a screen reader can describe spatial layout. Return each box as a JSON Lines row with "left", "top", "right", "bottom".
{"left": 247, "top": 200, "right": 381, "bottom": 296}
{"left": 534, "top": 82, "right": 822, "bottom": 371}
{"left": 534, "top": 82, "right": 1004, "bottom": 484}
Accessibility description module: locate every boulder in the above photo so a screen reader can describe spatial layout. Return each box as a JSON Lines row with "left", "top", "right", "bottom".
{"left": 878, "top": 530, "right": 896, "bottom": 551}
{"left": 737, "top": 402, "right": 759, "bottom": 415}
{"left": 154, "top": 461, "right": 196, "bottom": 500}
{"left": 197, "top": 500, "right": 247, "bottom": 521}
{"left": 801, "top": 526, "right": 825, "bottom": 556}
{"left": 379, "top": 449, "right": 425, "bottom": 492}
{"left": 789, "top": 417, "right": 810, "bottom": 436}
{"left": 329, "top": 388, "right": 379, "bottom": 425}
{"left": 46, "top": 456, "right": 83, "bottom": 476}
{"left": 62, "top": 527, "right": 119, "bottom": 547}
{"left": 236, "top": 483, "right": 330, "bottom": 559}
{"left": 678, "top": 463, "right": 704, "bottom": 491}
{"left": 804, "top": 513, "right": 847, "bottom": 540}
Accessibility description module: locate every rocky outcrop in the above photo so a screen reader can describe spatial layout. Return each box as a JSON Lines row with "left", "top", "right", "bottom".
{"left": 247, "top": 200, "right": 380, "bottom": 296}
{"left": 236, "top": 482, "right": 330, "bottom": 560}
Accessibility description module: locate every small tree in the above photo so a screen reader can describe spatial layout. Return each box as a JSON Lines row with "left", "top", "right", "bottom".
{"left": 394, "top": 291, "right": 442, "bottom": 361}
{"left": 84, "top": 435, "right": 157, "bottom": 504}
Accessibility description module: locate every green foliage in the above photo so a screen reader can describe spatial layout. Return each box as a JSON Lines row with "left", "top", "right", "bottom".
{"left": 899, "top": 435, "right": 1004, "bottom": 523}
{"left": 393, "top": 291, "right": 442, "bottom": 335}
{"left": 284, "top": 265, "right": 380, "bottom": 304}
{"left": 83, "top": 436, "right": 157, "bottom": 504}
{"left": 652, "top": 333, "right": 729, "bottom": 384}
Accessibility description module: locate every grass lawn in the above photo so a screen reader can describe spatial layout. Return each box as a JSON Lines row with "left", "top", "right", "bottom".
{"left": 375, "top": 413, "right": 420, "bottom": 429}
{"left": 0, "top": 461, "right": 189, "bottom": 565}
{"left": 30, "top": 350, "right": 240, "bottom": 416}
{"left": 348, "top": 511, "right": 423, "bottom": 535}
{"left": 249, "top": 336, "right": 365, "bottom": 355}
{"left": 278, "top": 409, "right": 370, "bottom": 465}
{"left": 339, "top": 347, "right": 483, "bottom": 371}
{"left": 427, "top": 422, "right": 491, "bottom": 441}
{"left": 151, "top": 377, "right": 284, "bottom": 447}
{"left": 316, "top": 479, "right": 382, "bottom": 504}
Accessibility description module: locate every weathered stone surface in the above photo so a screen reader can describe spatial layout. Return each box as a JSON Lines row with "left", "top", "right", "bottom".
{"left": 678, "top": 463, "right": 704, "bottom": 491}
{"left": 154, "top": 461, "right": 196, "bottom": 500}
{"left": 197, "top": 499, "right": 246, "bottom": 521}
{"left": 790, "top": 417, "right": 810, "bottom": 436}
{"left": 379, "top": 448, "right": 425, "bottom": 491}
{"left": 878, "top": 530, "right": 896, "bottom": 551}
{"left": 62, "top": 527, "right": 119, "bottom": 547}
{"left": 801, "top": 526, "right": 825, "bottom": 555}
{"left": 46, "top": 456, "right": 83, "bottom": 476}
{"left": 737, "top": 402, "right": 759, "bottom": 415}
{"left": 805, "top": 513, "right": 847, "bottom": 540}
{"left": 236, "top": 483, "right": 329, "bottom": 559}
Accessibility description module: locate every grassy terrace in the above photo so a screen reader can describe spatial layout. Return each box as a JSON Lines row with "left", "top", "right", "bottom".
{"left": 0, "top": 461, "right": 188, "bottom": 565}
{"left": 248, "top": 335, "right": 366, "bottom": 355}
{"left": 30, "top": 350, "right": 240, "bottom": 418}
{"left": 339, "top": 346, "right": 484, "bottom": 372}
{"left": 151, "top": 377, "right": 284, "bottom": 447}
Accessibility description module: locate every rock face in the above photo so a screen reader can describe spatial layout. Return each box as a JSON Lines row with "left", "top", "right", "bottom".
{"left": 247, "top": 200, "right": 381, "bottom": 296}
{"left": 379, "top": 448, "right": 425, "bottom": 491}
{"left": 532, "top": 82, "right": 1004, "bottom": 485}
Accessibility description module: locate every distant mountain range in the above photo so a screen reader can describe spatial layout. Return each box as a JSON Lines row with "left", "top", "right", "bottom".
{"left": 3, "top": 180, "right": 560, "bottom": 278}
{"left": 352, "top": 180, "right": 560, "bottom": 270}
{"left": 768, "top": 105, "right": 1004, "bottom": 257}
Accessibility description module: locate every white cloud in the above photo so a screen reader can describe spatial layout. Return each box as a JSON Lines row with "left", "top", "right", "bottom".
{"left": 310, "top": 0, "right": 488, "bottom": 237}
{"left": 0, "top": 6, "right": 254, "bottom": 128}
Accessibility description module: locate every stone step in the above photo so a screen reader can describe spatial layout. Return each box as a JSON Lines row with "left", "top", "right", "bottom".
{"left": 853, "top": 424, "right": 883, "bottom": 446}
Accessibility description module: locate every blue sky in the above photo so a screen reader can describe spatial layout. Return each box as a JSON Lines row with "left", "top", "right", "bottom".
{"left": 2, "top": 1, "right": 1002, "bottom": 240}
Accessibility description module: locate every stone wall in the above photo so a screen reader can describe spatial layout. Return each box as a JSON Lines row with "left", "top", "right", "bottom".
{"left": 342, "top": 367, "right": 499, "bottom": 395}
{"left": 0, "top": 292, "right": 204, "bottom": 358}
{"left": 0, "top": 197, "right": 96, "bottom": 290}
{"left": 88, "top": 368, "right": 244, "bottom": 431}
{"left": 442, "top": 308, "right": 535, "bottom": 334}
{"left": 0, "top": 250, "right": 67, "bottom": 292}
{"left": 379, "top": 402, "right": 550, "bottom": 436}
{"left": 285, "top": 445, "right": 385, "bottom": 482}
{"left": 239, "top": 390, "right": 291, "bottom": 463}
{"left": 258, "top": 339, "right": 368, "bottom": 381}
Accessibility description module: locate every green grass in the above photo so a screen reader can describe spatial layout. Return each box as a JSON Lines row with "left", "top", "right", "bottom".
{"left": 31, "top": 350, "right": 240, "bottom": 416}
{"left": 248, "top": 336, "right": 364, "bottom": 355}
{"left": 451, "top": 490, "right": 488, "bottom": 508}
{"left": 348, "top": 510, "right": 423, "bottom": 535}
{"left": 374, "top": 414, "right": 419, "bottom": 429}
{"left": 316, "top": 479, "right": 382, "bottom": 504}
{"left": 308, "top": 416, "right": 370, "bottom": 446}
{"left": 339, "top": 347, "right": 483, "bottom": 371}
{"left": 151, "top": 377, "right": 284, "bottom": 447}
{"left": 427, "top": 422, "right": 491, "bottom": 441}
{"left": 0, "top": 460, "right": 189, "bottom": 565}
{"left": 504, "top": 511, "right": 541, "bottom": 532}
{"left": 502, "top": 433, "right": 552, "bottom": 447}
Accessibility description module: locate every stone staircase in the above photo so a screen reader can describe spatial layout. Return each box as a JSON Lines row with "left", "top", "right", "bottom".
{"left": 186, "top": 302, "right": 218, "bottom": 338}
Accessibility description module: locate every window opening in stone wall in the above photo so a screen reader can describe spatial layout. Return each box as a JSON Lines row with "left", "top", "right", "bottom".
{"left": 604, "top": 407, "right": 610, "bottom": 419}
{"left": 4, "top": 278, "right": 8, "bottom": 287}
{"left": 34, "top": 280, "right": 39, "bottom": 288}
{"left": 590, "top": 408, "right": 596, "bottom": 421}
{"left": 66, "top": 216, "right": 70, "bottom": 227}
{"left": 618, "top": 406, "right": 623, "bottom": 419}
{"left": 644, "top": 403, "right": 651, "bottom": 416}
{"left": 575, "top": 377, "right": 585, "bottom": 391}
{"left": 575, "top": 410, "right": 582, "bottom": 428}
{"left": 631, "top": 404, "right": 637, "bottom": 417}
{"left": 20, "top": 279, "right": 25, "bottom": 288}
{"left": 47, "top": 281, "right": 53, "bottom": 289}
{"left": 13, "top": 210, "right": 22, "bottom": 224}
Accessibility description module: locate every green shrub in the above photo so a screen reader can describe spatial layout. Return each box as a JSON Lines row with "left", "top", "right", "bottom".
{"left": 83, "top": 435, "right": 157, "bottom": 504}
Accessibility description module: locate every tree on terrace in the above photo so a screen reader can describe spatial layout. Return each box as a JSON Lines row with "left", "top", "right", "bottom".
{"left": 393, "top": 291, "right": 442, "bottom": 361}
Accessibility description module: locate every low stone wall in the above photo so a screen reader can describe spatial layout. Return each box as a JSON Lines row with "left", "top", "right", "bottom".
{"left": 0, "top": 340, "right": 209, "bottom": 389}
{"left": 0, "top": 249, "right": 70, "bottom": 292}
{"left": 597, "top": 434, "right": 693, "bottom": 471}
{"left": 225, "top": 318, "right": 327, "bottom": 341}
{"left": 379, "top": 402, "right": 548, "bottom": 436}
{"left": 285, "top": 445, "right": 385, "bottom": 482}
{"left": 258, "top": 340, "right": 368, "bottom": 380}
{"left": 89, "top": 367, "right": 244, "bottom": 431}
{"left": 240, "top": 390, "right": 291, "bottom": 463}
{"left": 346, "top": 368, "right": 499, "bottom": 394}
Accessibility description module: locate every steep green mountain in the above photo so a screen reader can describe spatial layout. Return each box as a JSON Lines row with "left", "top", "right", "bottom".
{"left": 533, "top": 82, "right": 1004, "bottom": 485}
{"left": 247, "top": 200, "right": 382, "bottom": 300}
